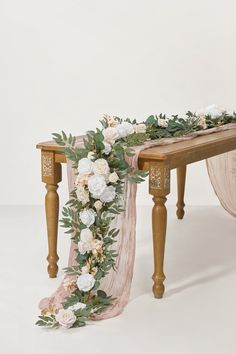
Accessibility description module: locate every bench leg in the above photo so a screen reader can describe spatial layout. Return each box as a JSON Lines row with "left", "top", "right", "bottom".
{"left": 45, "top": 184, "right": 59, "bottom": 278}
{"left": 149, "top": 163, "right": 170, "bottom": 298}
{"left": 41, "top": 150, "right": 62, "bottom": 278}
{"left": 176, "top": 165, "right": 186, "bottom": 220}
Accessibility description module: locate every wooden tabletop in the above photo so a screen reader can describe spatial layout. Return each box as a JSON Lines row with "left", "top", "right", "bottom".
{"left": 37, "top": 128, "right": 236, "bottom": 170}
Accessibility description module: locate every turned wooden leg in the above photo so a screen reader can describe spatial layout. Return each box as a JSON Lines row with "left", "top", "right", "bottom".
{"left": 41, "top": 150, "right": 62, "bottom": 278}
{"left": 149, "top": 163, "right": 170, "bottom": 298}
{"left": 45, "top": 184, "right": 59, "bottom": 278}
{"left": 176, "top": 165, "right": 186, "bottom": 219}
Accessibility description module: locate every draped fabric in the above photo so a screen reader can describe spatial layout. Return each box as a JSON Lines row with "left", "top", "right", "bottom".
{"left": 39, "top": 123, "right": 236, "bottom": 319}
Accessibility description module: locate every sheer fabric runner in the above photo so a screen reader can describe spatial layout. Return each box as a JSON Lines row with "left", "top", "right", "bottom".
{"left": 39, "top": 123, "right": 236, "bottom": 319}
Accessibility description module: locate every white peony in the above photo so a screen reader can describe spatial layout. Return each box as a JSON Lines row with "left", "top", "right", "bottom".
{"left": 79, "top": 209, "right": 96, "bottom": 227}
{"left": 108, "top": 172, "right": 119, "bottom": 183}
{"left": 103, "top": 127, "right": 119, "bottom": 145}
{"left": 197, "top": 104, "right": 225, "bottom": 118}
{"left": 94, "top": 200, "right": 103, "bottom": 211}
{"left": 102, "top": 142, "right": 112, "bottom": 155}
{"left": 78, "top": 158, "right": 94, "bottom": 175}
{"left": 80, "top": 228, "right": 93, "bottom": 243}
{"left": 68, "top": 302, "right": 86, "bottom": 312}
{"left": 158, "top": 118, "right": 168, "bottom": 128}
{"left": 88, "top": 175, "right": 107, "bottom": 198}
{"left": 100, "top": 185, "right": 116, "bottom": 203}
{"left": 55, "top": 309, "right": 76, "bottom": 329}
{"left": 76, "top": 185, "right": 90, "bottom": 205}
{"left": 77, "top": 273, "right": 95, "bottom": 292}
{"left": 93, "top": 158, "right": 110, "bottom": 176}
{"left": 87, "top": 151, "right": 95, "bottom": 160}
{"left": 117, "top": 122, "right": 134, "bottom": 138}
{"left": 133, "top": 123, "right": 147, "bottom": 133}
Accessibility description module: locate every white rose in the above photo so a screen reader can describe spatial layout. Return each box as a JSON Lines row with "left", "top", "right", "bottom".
{"left": 77, "top": 273, "right": 95, "bottom": 292}
{"left": 78, "top": 158, "right": 94, "bottom": 175}
{"left": 108, "top": 172, "right": 119, "bottom": 183}
{"left": 158, "top": 118, "right": 168, "bottom": 128}
{"left": 94, "top": 200, "right": 103, "bottom": 211}
{"left": 197, "top": 104, "right": 225, "bottom": 118}
{"left": 68, "top": 302, "right": 86, "bottom": 312}
{"left": 117, "top": 122, "right": 134, "bottom": 138}
{"left": 55, "top": 309, "right": 76, "bottom": 329}
{"left": 80, "top": 228, "right": 93, "bottom": 243}
{"left": 198, "top": 117, "right": 207, "bottom": 129}
{"left": 75, "top": 174, "right": 89, "bottom": 187}
{"left": 88, "top": 175, "right": 107, "bottom": 198}
{"left": 103, "top": 114, "right": 119, "bottom": 127}
{"left": 133, "top": 123, "right": 147, "bottom": 133}
{"left": 93, "top": 158, "right": 110, "bottom": 176}
{"left": 100, "top": 185, "right": 116, "bottom": 203}
{"left": 103, "top": 127, "right": 119, "bottom": 145}
{"left": 87, "top": 151, "right": 95, "bottom": 160}
{"left": 102, "top": 142, "right": 112, "bottom": 155}
{"left": 78, "top": 241, "right": 92, "bottom": 255}
{"left": 76, "top": 185, "right": 90, "bottom": 205}
{"left": 79, "top": 209, "right": 97, "bottom": 227}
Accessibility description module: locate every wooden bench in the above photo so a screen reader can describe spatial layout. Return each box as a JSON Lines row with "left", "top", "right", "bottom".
{"left": 37, "top": 128, "right": 236, "bottom": 298}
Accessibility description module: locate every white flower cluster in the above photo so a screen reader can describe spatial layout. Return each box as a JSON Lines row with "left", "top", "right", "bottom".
{"left": 77, "top": 228, "right": 103, "bottom": 256}
{"left": 197, "top": 104, "right": 225, "bottom": 118}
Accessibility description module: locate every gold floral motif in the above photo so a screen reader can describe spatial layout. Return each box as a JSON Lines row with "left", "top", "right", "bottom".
{"left": 42, "top": 155, "right": 53, "bottom": 176}
{"left": 149, "top": 166, "right": 162, "bottom": 189}
{"left": 164, "top": 166, "right": 170, "bottom": 191}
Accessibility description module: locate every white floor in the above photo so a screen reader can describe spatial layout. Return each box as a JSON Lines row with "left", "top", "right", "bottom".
{"left": 0, "top": 205, "right": 236, "bottom": 354}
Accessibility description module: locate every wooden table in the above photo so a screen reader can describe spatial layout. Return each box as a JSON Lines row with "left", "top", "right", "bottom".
{"left": 37, "top": 128, "right": 236, "bottom": 298}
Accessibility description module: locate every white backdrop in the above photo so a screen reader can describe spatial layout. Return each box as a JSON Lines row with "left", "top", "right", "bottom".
{"left": 1, "top": 0, "right": 236, "bottom": 206}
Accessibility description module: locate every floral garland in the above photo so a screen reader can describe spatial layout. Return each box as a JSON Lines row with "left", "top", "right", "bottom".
{"left": 36, "top": 104, "right": 236, "bottom": 329}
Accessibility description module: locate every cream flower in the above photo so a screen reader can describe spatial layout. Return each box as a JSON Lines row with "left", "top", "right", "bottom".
{"left": 88, "top": 175, "right": 107, "bottom": 198}
{"left": 103, "top": 127, "right": 119, "bottom": 145}
{"left": 76, "top": 185, "right": 90, "bottom": 205}
{"left": 75, "top": 174, "right": 89, "bottom": 187}
{"left": 78, "top": 158, "right": 94, "bottom": 175}
{"left": 87, "top": 151, "right": 95, "bottom": 160}
{"left": 133, "top": 123, "right": 147, "bottom": 133}
{"left": 198, "top": 117, "right": 207, "bottom": 129}
{"left": 158, "top": 118, "right": 168, "bottom": 128}
{"left": 77, "top": 273, "right": 95, "bottom": 292}
{"left": 93, "top": 158, "right": 110, "bottom": 176}
{"left": 79, "top": 209, "right": 96, "bottom": 227}
{"left": 94, "top": 200, "right": 103, "bottom": 211}
{"left": 108, "top": 172, "right": 119, "bottom": 183}
{"left": 68, "top": 302, "right": 86, "bottom": 312}
{"left": 102, "top": 142, "right": 112, "bottom": 155}
{"left": 100, "top": 185, "right": 116, "bottom": 203}
{"left": 63, "top": 277, "right": 76, "bottom": 291}
{"left": 91, "top": 239, "right": 103, "bottom": 252}
{"left": 104, "top": 114, "right": 119, "bottom": 127}
{"left": 78, "top": 241, "right": 92, "bottom": 255}
{"left": 81, "top": 264, "right": 90, "bottom": 274}
{"left": 80, "top": 228, "right": 93, "bottom": 243}
{"left": 55, "top": 309, "right": 76, "bottom": 329}
{"left": 117, "top": 122, "right": 134, "bottom": 138}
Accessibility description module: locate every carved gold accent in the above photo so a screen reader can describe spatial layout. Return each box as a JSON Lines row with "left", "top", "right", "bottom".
{"left": 150, "top": 166, "right": 161, "bottom": 189}
{"left": 164, "top": 166, "right": 170, "bottom": 190}
{"left": 42, "top": 155, "right": 53, "bottom": 177}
